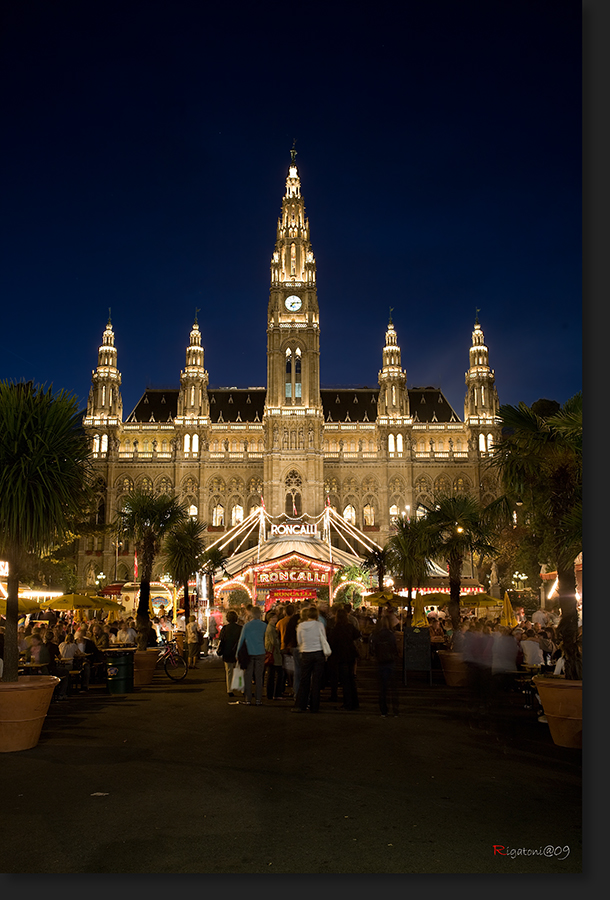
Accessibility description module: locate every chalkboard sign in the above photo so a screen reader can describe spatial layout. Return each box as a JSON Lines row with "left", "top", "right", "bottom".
{"left": 403, "top": 626, "right": 432, "bottom": 685}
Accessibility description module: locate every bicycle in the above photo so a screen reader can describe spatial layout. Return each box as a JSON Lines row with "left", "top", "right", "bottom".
{"left": 157, "top": 639, "right": 188, "bottom": 681}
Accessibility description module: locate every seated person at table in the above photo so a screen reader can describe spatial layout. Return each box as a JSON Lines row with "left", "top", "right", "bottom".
{"left": 116, "top": 621, "right": 137, "bottom": 644}
{"left": 520, "top": 629, "right": 544, "bottom": 667}
{"left": 59, "top": 632, "right": 85, "bottom": 662}
{"left": 75, "top": 628, "right": 103, "bottom": 688}
{"left": 44, "top": 633, "right": 69, "bottom": 699}
{"left": 26, "top": 634, "right": 51, "bottom": 674}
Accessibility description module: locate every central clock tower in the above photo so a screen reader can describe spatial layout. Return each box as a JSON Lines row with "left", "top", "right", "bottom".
{"left": 263, "top": 149, "right": 325, "bottom": 518}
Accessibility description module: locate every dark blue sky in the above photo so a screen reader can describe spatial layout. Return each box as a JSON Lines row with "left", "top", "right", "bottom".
{"left": 1, "top": 0, "right": 582, "bottom": 420}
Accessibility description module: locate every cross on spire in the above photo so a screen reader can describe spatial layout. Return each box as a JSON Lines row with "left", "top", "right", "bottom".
{"left": 290, "top": 138, "right": 297, "bottom": 163}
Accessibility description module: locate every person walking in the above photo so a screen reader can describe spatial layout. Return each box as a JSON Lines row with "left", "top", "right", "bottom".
{"left": 236, "top": 606, "right": 267, "bottom": 706}
{"left": 292, "top": 607, "right": 331, "bottom": 714}
{"left": 264, "top": 613, "right": 284, "bottom": 699}
{"left": 217, "top": 610, "right": 243, "bottom": 698}
{"left": 369, "top": 614, "right": 400, "bottom": 717}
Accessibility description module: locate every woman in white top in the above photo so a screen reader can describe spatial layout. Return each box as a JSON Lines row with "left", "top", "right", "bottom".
{"left": 59, "top": 633, "right": 83, "bottom": 660}
{"left": 292, "top": 607, "right": 330, "bottom": 713}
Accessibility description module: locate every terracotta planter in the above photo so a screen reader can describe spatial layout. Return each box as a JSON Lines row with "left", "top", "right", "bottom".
{"left": 133, "top": 649, "right": 160, "bottom": 687}
{"left": 437, "top": 651, "right": 468, "bottom": 687}
{"left": 0, "top": 675, "right": 60, "bottom": 753}
{"left": 533, "top": 676, "right": 582, "bottom": 748}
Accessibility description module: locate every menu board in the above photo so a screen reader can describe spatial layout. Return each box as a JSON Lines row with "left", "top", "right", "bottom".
{"left": 403, "top": 626, "right": 432, "bottom": 684}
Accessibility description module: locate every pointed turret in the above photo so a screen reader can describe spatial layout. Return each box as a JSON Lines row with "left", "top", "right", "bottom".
{"left": 377, "top": 313, "right": 409, "bottom": 418}
{"left": 270, "top": 146, "right": 317, "bottom": 290}
{"left": 85, "top": 311, "right": 123, "bottom": 422}
{"left": 177, "top": 313, "right": 209, "bottom": 419}
{"left": 464, "top": 313, "right": 499, "bottom": 421}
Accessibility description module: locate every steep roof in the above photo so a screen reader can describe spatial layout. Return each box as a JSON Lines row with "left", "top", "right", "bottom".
{"left": 125, "top": 386, "right": 462, "bottom": 424}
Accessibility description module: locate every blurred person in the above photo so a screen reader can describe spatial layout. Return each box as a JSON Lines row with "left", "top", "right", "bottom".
{"left": 520, "top": 629, "right": 544, "bottom": 667}
{"left": 369, "top": 614, "right": 400, "bottom": 717}
{"left": 236, "top": 606, "right": 267, "bottom": 705}
{"left": 264, "top": 613, "right": 284, "bottom": 699}
{"left": 217, "top": 610, "right": 243, "bottom": 698}
{"left": 292, "top": 606, "right": 330, "bottom": 714}
{"left": 186, "top": 615, "right": 202, "bottom": 669}
{"left": 328, "top": 605, "right": 360, "bottom": 711}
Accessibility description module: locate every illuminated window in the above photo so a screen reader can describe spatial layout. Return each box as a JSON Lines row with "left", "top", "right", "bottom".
{"left": 343, "top": 504, "right": 356, "bottom": 525}
{"left": 396, "top": 434, "right": 403, "bottom": 454}
{"left": 184, "top": 434, "right": 191, "bottom": 453}
{"left": 290, "top": 242, "right": 296, "bottom": 276}
{"left": 388, "top": 434, "right": 395, "bottom": 453}
{"left": 192, "top": 434, "right": 199, "bottom": 454}
{"left": 285, "top": 351, "right": 292, "bottom": 399}
{"left": 93, "top": 434, "right": 100, "bottom": 453}
{"left": 188, "top": 505, "right": 198, "bottom": 518}
{"left": 212, "top": 504, "right": 225, "bottom": 527}
{"left": 231, "top": 504, "right": 244, "bottom": 526}
{"left": 363, "top": 504, "right": 375, "bottom": 527}
{"left": 295, "top": 353, "right": 302, "bottom": 400}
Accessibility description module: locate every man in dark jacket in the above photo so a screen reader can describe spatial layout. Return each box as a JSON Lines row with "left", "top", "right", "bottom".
{"left": 217, "top": 610, "right": 242, "bottom": 698}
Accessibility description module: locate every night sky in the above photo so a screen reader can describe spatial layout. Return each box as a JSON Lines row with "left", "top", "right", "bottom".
{"left": 2, "top": 0, "right": 582, "bottom": 421}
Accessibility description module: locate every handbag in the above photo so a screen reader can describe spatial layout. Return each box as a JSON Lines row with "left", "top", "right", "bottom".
{"left": 264, "top": 650, "right": 274, "bottom": 666}
{"left": 230, "top": 665, "right": 245, "bottom": 692}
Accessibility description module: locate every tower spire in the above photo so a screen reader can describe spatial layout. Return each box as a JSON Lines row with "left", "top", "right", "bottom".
{"left": 377, "top": 318, "right": 409, "bottom": 419}
{"left": 464, "top": 315, "right": 500, "bottom": 424}
{"left": 85, "top": 315, "right": 123, "bottom": 423}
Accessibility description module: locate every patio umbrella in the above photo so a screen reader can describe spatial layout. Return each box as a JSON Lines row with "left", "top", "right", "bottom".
{"left": 365, "top": 589, "right": 405, "bottom": 606}
{"left": 0, "top": 597, "right": 43, "bottom": 615}
{"left": 40, "top": 593, "right": 102, "bottom": 610}
{"left": 411, "top": 593, "right": 429, "bottom": 628}
{"left": 500, "top": 591, "right": 518, "bottom": 628}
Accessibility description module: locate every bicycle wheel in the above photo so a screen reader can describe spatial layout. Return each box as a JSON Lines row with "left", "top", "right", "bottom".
{"left": 164, "top": 653, "right": 188, "bottom": 681}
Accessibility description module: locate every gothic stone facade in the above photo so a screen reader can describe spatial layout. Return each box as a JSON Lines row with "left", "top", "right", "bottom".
{"left": 78, "top": 156, "right": 501, "bottom": 589}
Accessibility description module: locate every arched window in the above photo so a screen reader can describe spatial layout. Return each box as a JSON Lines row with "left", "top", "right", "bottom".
{"left": 479, "top": 433, "right": 486, "bottom": 452}
{"left": 231, "top": 504, "right": 244, "bottom": 526}
{"left": 343, "top": 504, "right": 356, "bottom": 525}
{"left": 212, "top": 504, "right": 225, "bottom": 527}
{"left": 188, "top": 504, "right": 198, "bottom": 518}
{"left": 295, "top": 351, "right": 302, "bottom": 400}
{"left": 192, "top": 434, "right": 199, "bottom": 454}
{"left": 93, "top": 434, "right": 100, "bottom": 453}
{"left": 184, "top": 434, "right": 191, "bottom": 453}
{"left": 363, "top": 503, "right": 375, "bottom": 526}
{"left": 285, "top": 469, "right": 303, "bottom": 517}
{"left": 388, "top": 433, "right": 395, "bottom": 454}
{"left": 389, "top": 504, "right": 400, "bottom": 519}
{"left": 285, "top": 350, "right": 292, "bottom": 399}
{"left": 487, "top": 432, "right": 494, "bottom": 451}
{"left": 396, "top": 433, "right": 403, "bottom": 454}
{"left": 162, "top": 439, "right": 168, "bottom": 453}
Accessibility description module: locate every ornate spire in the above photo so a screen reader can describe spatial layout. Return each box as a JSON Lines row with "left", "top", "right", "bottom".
{"left": 377, "top": 318, "right": 409, "bottom": 419}
{"left": 464, "top": 316, "right": 499, "bottom": 423}
{"left": 177, "top": 317, "right": 209, "bottom": 420}
{"left": 85, "top": 315, "right": 123, "bottom": 423}
{"left": 269, "top": 153, "right": 316, "bottom": 287}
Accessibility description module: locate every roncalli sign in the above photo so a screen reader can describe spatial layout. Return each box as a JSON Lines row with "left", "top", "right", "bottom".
{"left": 269, "top": 523, "right": 318, "bottom": 538}
{"left": 257, "top": 567, "right": 329, "bottom": 585}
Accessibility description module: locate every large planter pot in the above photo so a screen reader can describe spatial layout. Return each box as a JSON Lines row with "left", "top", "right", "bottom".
{"left": 533, "top": 676, "right": 582, "bottom": 748}
{"left": 0, "top": 675, "right": 60, "bottom": 753}
{"left": 437, "top": 650, "right": 468, "bottom": 687}
{"left": 133, "top": 649, "right": 159, "bottom": 687}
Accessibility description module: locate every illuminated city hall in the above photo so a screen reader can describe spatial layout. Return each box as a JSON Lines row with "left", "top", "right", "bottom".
{"left": 78, "top": 151, "right": 501, "bottom": 597}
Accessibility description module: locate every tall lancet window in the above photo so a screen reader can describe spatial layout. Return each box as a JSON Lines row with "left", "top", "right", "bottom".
{"left": 285, "top": 350, "right": 292, "bottom": 399}
{"left": 290, "top": 242, "right": 296, "bottom": 276}
{"left": 190, "top": 385, "right": 196, "bottom": 407}
{"left": 295, "top": 350, "right": 302, "bottom": 401}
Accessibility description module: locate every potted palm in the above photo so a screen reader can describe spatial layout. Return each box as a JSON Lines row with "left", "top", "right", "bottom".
{"left": 490, "top": 395, "right": 582, "bottom": 747}
{"left": 0, "top": 381, "right": 92, "bottom": 750}
{"left": 116, "top": 489, "right": 188, "bottom": 684}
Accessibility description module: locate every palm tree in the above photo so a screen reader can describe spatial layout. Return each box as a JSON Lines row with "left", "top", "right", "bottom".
{"left": 0, "top": 381, "right": 93, "bottom": 682}
{"left": 162, "top": 518, "right": 207, "bottom": 623}
{"left": 198, "top": 545, "right": 229, "bottom": 608}
{"left": 361, "top": 545, "right": 391, "bottom": 591}
{"left": 117, "top": 490, "right": 188, "bottom": 649}
{"left": 489, "top": 394, "right": 582, "bottom": 678}
{"left": 386, "top": 515, "right": 432, "bottom": 621}
{"left": 424, "top": 494, "right": 499, "bottom": 631}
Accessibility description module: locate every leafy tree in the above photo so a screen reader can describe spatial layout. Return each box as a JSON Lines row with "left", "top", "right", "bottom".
{"left": 117, "top": 490, "right": 188, "bottom": 649}
{"left": 489, "top": 394, "right": 582, "bottom": 678}
{"left": 386, "top": 515, "right": 433, "bottom": 620}
{"left": 162, "top": 517, "right": 207, "bottom": 623}
{"left": 0, "top": 381, "right": 93, "bottom": 681}
{"left": 423, "top": 494, "right": 499, "bottom": 630}
{"left": 228, "top": 589, "right": 250, "bottom": 608}
{"left": 199, "top": 546, "right": 229, "bottom": 608}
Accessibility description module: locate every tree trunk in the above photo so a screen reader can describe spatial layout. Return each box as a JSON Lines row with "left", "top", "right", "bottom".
{"left": 447, "top": 560, "right": 462, "bottom": 631}
{"left": 136, "top": 578, "right": 152, "bottom": 650}
{"left": 1, "top": 566, "right": 20, "bottom": 682}
{"left": 183, "top": 581, "right": 190, "bottom": 625}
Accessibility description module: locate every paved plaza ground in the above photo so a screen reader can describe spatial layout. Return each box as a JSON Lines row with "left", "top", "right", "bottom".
{"left": 0, "top": 654, "right": 582, "bottom": 876}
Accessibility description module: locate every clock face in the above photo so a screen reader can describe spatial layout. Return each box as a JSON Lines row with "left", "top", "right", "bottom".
{"left": 284, "top": 295, "right": 302, "bottom": 312}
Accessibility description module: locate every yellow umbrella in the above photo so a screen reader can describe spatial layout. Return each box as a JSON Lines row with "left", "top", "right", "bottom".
{"left": 0, "top": 597, "right": 43, "bottom": 614}
{"left": 366, "top": 589, "right": 403, "bottom": 605}
{"left": 500, "top": 591, "right": 518, "bottom": 628}
{"left": 411, "top": 592, "right": 429, "bottom": 628}
{"left": 40, "top": 593, "right": 102, "bottom": 610}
